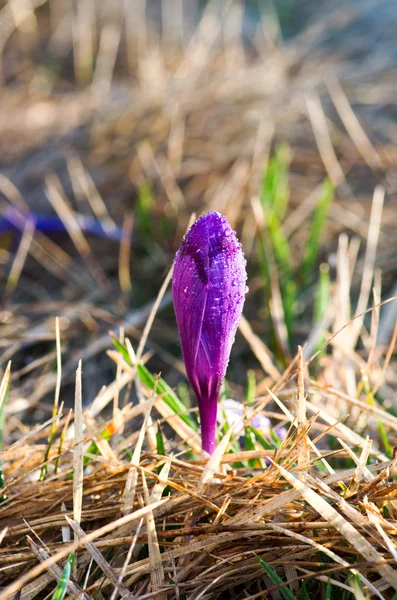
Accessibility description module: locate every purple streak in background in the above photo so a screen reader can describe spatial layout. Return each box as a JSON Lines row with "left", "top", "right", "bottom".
{"left": 172, "top": 212, "right": 247, "bottom": 455}
{"left": 0, "top": 206, "right": 123, "bottom": 242}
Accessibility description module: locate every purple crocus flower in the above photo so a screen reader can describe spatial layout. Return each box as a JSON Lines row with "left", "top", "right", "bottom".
{"left": 172, "top": 212, "right": 247, "bottom": 455}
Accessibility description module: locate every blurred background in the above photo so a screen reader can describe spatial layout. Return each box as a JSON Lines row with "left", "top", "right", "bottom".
{"left": 0, "top": 0, "right": 396, "bottom": 428}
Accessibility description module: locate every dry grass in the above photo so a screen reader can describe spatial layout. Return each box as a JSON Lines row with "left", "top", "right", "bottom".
{"left": 1, "top": 343, "right": 397, "bottom": 598}
{"left": 0, "top": 0, "right": 397, "bottom": 598}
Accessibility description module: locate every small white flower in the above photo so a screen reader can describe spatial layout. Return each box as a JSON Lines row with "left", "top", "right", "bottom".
{"left": 218, "top": 399, "right": 271, "bottom": 435}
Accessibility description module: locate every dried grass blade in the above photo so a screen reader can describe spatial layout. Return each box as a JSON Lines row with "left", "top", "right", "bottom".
{"left": 146, "top": 462, "right": 169, "bottom": 597}
{"left": 351, "top": 185, "right": 384, "bottom": 343}
{"left": 66, "top": 517, "right": 131, "bottom": 596}
{"left": 272, "top": 461, "right": 397, "bottom": 590}
{"left": 296, "top": 346, "right": 309, "bottom": 478}
{"left": 306, "top": 93, "right": 346, "bottom": 186}
{"left": 73, "top": 361, "right": 83, "bottom": 549}
{"left": 119, "top": 211, "right": 134, "bottom": 294}
{"left": 0, "top": 362, "right": 11, "bottom": 443}
{"left": 91, "top": 21, "right": 121, "bottom": 107}
{"left": 27, "top": 537, "right": 90, "bottom": 600}
{"left": 19, "top": 573, "right": 55, "bottom": 600}
{"left": 239, "top": 315, "right": 280, "bottom": 380}
{"left": 123, "top": 390, "right": 157, "bottom": 515}
{"left": 4, "top": 218, "right": 35, "bottom": 297}
{"left": 263, "top": 521, "right": 383, "bottom": 599}
{"left": 155, "top": 398, "right": 201, "bottom": 454}
{"left": 306, "top": 399, "right": 387, "bottom": 461}
{"left": 150, "top": 457, "right": 171, "bottom": 503}
{"left": 136, "top": 265, "right": 174, "bottom": 363}
{"left": 365, "top": 502, "right": 397, "bottom": 562}
{"left": 327, "top": 76, "right": 382, "bottom": 170}
{"left": 67, "top": 156, "right": 116, "bottom": 229}
{"left": 341, "top": 436, "right": 373, "bottom": 495}
{"left": 0, "top": 527, "right": 7, "bottom": 545}
{"left": 266, "top": 387, "right": 334, "bottom": 473}
{"left": 0, "top": 499, "right": 169, "bottom": 600}
{"left": 373, "top": 316, "right": 397, "bottom": 394}
{"left": 40, "top": 318, "right": 62, "bottom": 481}
{"left": 109, "top": 518, "right": 144, "bottom": 600}
{"left": 199, "top": 430, "right": 231, "bottom": 492}
{"left": 45, "top": 173, "right": 109, "bottom": 290}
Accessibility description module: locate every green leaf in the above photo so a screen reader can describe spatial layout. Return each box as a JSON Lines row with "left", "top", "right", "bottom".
{"left": 137, "top": 364, "right": 198, "bottom": 431}
{"left": 256, "top": 555, "right": 298, "bottom": 600}
{"left": 248, "top": 425, "right": 273, "bottom": 450}
{"left": 302, "top": 179, "right": 334, "bottom": 282}
{"left": 244, "top": 426, "right": 259, "bottom": 468}
{"left": 156, "top": 424, "right": 166, "bottom": 456}
{"left": 52, "top": 551, "right": 75, "bottom": 600}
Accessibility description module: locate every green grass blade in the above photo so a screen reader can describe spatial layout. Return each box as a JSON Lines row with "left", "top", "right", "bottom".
{"left": 269, "top": 428, "right": 283, "bottom": 448}
{"left": 112, "top": 337, "right": 131, "bottom": 364}
{"left": 299, "top": 582, "right": 311, "bottom": 600}
{"left": 256, "top": 227, "right": 295, "bottom": 352}
{"left": 244, "top": 426, "right": 260, "bottom": 468}
{"left": 246, "top": 370, "right": 256, "bottom": 405}
{"left": 267, "top": 211, "right": 293, "bottom": 279}
{"left": 325, "top": 578, "right": 332, "bottom": 600}
{"left": 261, "top": 144, "right": 290, "bottom": 220}
{"left": 156, "top": 423, "right": 166, "bottom": 456}
{"left": 136, "top": 181, "right": 153, "bottom": 236}
{"left": 313, "top": 263, "right": 331, "bottom": 324}
{"left": 248, "top": 426, "right": 273, "bottom": 450}
{"left": 52, "top": 551, "right": 75, "bottom": 600}
{"left": 302, "top": 179, "right": 334, "bottom": 282}
{"left": 256, "top": 555, "right": 298, "bottom": 600}
{"left": 282, "top": 278, "right": 297, "bottom": 341}
{"left": 260, "top": 213, "right": 296, "bottom": 341}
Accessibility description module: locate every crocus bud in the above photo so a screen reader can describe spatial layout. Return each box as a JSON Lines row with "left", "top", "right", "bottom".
{"left": 172, "top": 212, "right": 247, "bottom": 455}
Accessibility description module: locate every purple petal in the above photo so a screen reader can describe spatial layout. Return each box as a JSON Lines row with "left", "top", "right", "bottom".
{"left": 172, "top": 212, "right": 247, "bottom": 454}
{"left": 251, "top": 413, "right": 271, "bottom": 433}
